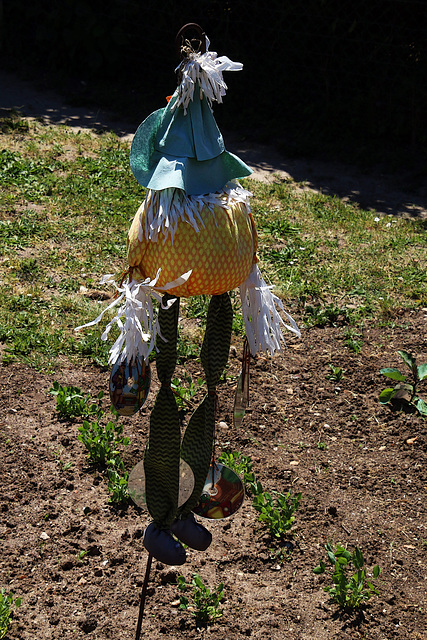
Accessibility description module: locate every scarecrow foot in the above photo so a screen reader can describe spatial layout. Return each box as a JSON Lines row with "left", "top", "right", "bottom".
{"left": 143, "top": 522, "right": 186, "bottom": 565}
{"left": 171, "top": 513, "right": 212, "bottom": 551}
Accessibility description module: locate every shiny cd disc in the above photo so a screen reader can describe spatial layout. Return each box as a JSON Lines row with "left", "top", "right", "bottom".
{"left": 193, "top": 463, "right": 244, "bottom": 519}
{"left": 128, "top": 459, "right": 194, "bottom": 509}
{"left": 109, "top": 357, "right": 151, "bottom": 416}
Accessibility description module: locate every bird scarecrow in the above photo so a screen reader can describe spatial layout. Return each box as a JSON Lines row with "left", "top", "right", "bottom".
{"left": 77, "top": 24, "right": 299, "bottom": 567}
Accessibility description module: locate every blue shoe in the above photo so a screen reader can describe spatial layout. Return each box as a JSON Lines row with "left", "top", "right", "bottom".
{"left": 171, "top": 513, "right": 212, "bottom": 551}
{"left": 143, "top": 522, "right": 186, "bottom": 565}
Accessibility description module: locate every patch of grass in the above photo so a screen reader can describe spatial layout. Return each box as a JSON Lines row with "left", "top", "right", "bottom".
{"left": 244, "top": 179, "right": 427, "bottom": 321}
{"left": 1, "top": 116, "right": 426, "bottom": 372}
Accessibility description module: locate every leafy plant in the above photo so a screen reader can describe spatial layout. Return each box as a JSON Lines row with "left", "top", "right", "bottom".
{"left": 317, "top": 441, "right": 329, "bottom": 450}
{"left": 343, "top": 327, "right": 363, "bottom": 353}
{"left": 218, "top": 450, "right": 265, "bottom": 496}
{"left": 177, "top": 574, "right": 224, "bottom": 624}
{"left": 304, "top": 304, "right": 350, "bottom": 328}
{"left": 171, "top": 375, "right": 204, "bottom": 408}
{"left": 313, "top": 543, "right": 381, "bottom": 609}
{"left": 380, "top": 350, "right": 427, "bottom": 416}
{"left": 326, "top": 364, "right": 345, "bottom": 382}
{"left": 107, "top": 463, "right": 130, "bottom": 505}
{"left": 49, "top": 382, "right": 104, "bottom": 420}
{"left": 218, "top": 450, "right": 255, "bottom": 486}
{"left": 0, "top": 589, "right": 21, "bottom": 639}
{"left": 252, "top": 490, "right": 302, "bottom": 538}
{"left": 77, "top": 411, "right": 130, "bottom": 466}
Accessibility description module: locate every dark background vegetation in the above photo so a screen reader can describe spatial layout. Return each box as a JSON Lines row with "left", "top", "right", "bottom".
{"left": 1, "top": 0, "right": 426, "bottom": 171}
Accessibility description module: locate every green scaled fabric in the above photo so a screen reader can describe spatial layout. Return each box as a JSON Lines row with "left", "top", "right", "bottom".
{"left": 130, "top": 90, "right": 252, "bottom": 196}
{"left": 143, "top": 295, "right": 181, "bottom": 528}
{"left": 179, "top": 293, "right": 233, "bottom": 517}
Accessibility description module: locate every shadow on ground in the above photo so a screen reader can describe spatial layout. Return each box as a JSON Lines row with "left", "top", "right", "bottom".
{"left": 1, "top": 69, "right": 426, "bottom": 220}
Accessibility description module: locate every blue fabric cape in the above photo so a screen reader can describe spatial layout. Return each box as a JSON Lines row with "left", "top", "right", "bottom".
{"left": 130, "top": 90, "right": 252, "bottom": 195}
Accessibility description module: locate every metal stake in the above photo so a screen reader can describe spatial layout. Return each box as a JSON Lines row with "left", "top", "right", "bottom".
{"left": 135, "top": 552, "right": 153, "bottom": 640}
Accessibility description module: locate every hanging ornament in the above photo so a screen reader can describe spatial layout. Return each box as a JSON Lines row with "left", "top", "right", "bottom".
{"left": 193, "top": 462, "right": 244, "bottom": 519}
{"left": 109, "top": 356, "right": 151, "bottom": 416}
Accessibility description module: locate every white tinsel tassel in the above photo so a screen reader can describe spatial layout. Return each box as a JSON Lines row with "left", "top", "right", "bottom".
{"left": 174, "top": 37, "right": 243, "bottom": 113}
{"left": 138, "top": 182, "right": 252, "bottom": 244}
{"left": 75, "top": 270, "right": 191, "bottom": 364}
{"left": 240, "top": 264, "right": 300, "bottom": 357}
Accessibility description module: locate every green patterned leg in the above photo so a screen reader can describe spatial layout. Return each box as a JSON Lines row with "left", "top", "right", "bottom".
{"left": 144, "top": 294, "right": 181, "bottom": 528}
{"left": 179, "top": 292, "right": 233, "bottom": 517}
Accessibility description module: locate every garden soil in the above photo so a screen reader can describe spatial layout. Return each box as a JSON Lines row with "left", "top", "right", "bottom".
{"left": 1, "top": 70, "right": 427, "bottom": 640}
{"left": 1, "top": 313, "right": 427, "bottom": 640}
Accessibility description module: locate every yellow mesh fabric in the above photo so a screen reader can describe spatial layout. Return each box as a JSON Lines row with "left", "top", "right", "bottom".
{"left": 127, "top": 201, "right": 257, "bottom": 298}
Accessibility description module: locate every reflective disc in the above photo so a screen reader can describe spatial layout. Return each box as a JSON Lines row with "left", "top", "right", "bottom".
{"left": 128, "top": 459, "right": 195, "bottom": 509}
{"left": 193, "top": 463, "right": 244, "bottom": 519}
{"left": 109, "top": 357, "right": 151, "bottom": 416}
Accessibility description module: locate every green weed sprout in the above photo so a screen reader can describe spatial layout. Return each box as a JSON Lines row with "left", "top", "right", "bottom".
{"left": 218, "top": 450, "right": 264, "bottom": 497}
{"left": 218, "top": 450, "right": 255, "bottom": 486}
{"left": 380, "top": 350, "right": 427, "bottom": 416}
{"left": 313, "top": 543, "right": 381, "bottom": 609}
{"left": 171, "top": 375, "right": 204, "bottom": 408}
{"left": 77, "top": 411, "right": 130, "bottom": 466}
{"left": 107, "top": 464, "right": 130, "bottom": 505}
{"left": 0, "top": 589, "right": 21, "bottom": 639}
{"left": 177, "top": 574, "right": 224, "bottom": 625}
{"left": 50, "top": 382, "right": 103, "bottom": 420}
{"left": 252, "top": 490, "right": 302, "bottom": 538}
{"left": 326, "top": 364, "right": 345, "bottom": 383}
{"left": 75, "top": 401, "right": 131, "bottom": 505}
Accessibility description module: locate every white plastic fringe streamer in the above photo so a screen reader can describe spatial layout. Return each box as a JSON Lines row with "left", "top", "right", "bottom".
{"left": 75, "top": 270, "right": 192, "bottom": 365}
{"left": 174, "top": 37, "right": 243, "bottom": 113}
{"left": 240, "top": 264, "right": 301, "bottom": 357}
{"left": 138, "top": 182, "right": 252, "bottom": 244}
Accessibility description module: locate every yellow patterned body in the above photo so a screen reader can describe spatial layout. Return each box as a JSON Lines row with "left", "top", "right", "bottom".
{"left": 127, "top": 201, "right": 257, "bottom": 298}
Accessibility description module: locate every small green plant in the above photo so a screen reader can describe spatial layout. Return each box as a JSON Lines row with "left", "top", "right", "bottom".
{"left": 313, "top": 543, "right": 381, "bottom": 609}
{"left": 268, "top": 541, "right": 294, "bottom": 565}
{"left": 252, "top": 490, "right": 302, "bottom": 538}
{"left": 343, "top": 327, "right": 363, "bottom": 353}
{"left": 218, "top": 450, "right": 265, "bottom": 496}
{"left": 326, "top": 364, "right": 345, "bottom": 382}
{"left": 171, "top": 375, "right": 204, "bottom": 408}
{"left": 317, "top": 441, "right": 329, "bottom": 450}
{"left": 77, "top": 410, "right": 130, "bottom": 466}
{"left": 303, "top": 304, "right": 350, "bottom": 328}
{"left": 50, "top": 382, "right": 104, "bottom": 420}
{"left": 0, "top": 589, "right": 22, "bottom": 639}
{"left": 177, "top": 574, "right": 224, "bottom": 625}
{"left": 379, "top": 350, "right": 427, "bottom": 416}
{"left": 218, "top": 450, "right": 255, "bottom": 486}
{"left": 107, "top": 463, "right": 130, "bottom": 505}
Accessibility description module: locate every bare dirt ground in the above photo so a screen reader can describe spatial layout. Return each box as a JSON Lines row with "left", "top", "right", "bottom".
{"left": 1, "top": 70, "right": 427, "bottom": 640}
{"left": 1, "top": 317, "right": 427, "bottom": 640}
